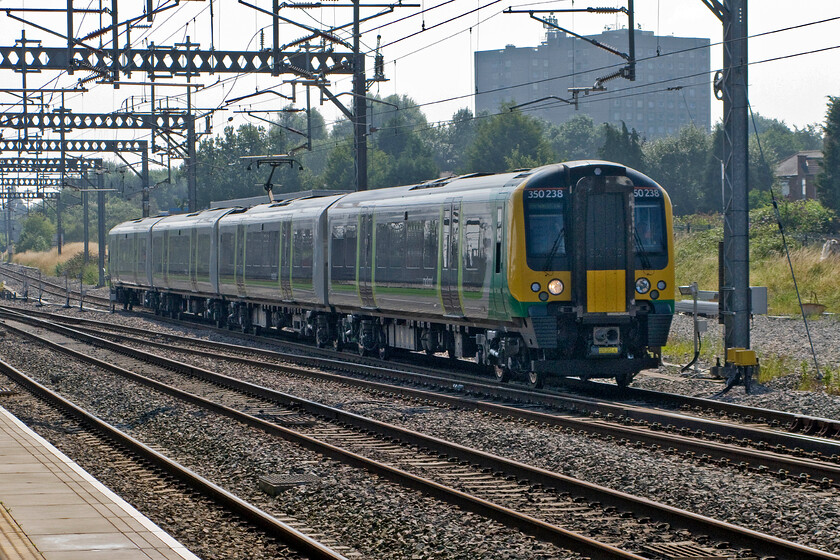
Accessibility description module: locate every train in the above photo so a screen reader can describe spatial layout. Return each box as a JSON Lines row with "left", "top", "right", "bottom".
{"left": 108, "top": 160, "right": 675, "bottom": 388}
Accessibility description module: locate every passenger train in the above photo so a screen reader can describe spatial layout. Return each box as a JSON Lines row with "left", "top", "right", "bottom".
{"left": 108, "top": 161, "right": 675, "bottom": 388}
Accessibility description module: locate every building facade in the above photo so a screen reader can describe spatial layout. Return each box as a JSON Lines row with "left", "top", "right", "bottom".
{"left": 474, "top": 28, "right": 711, "bottom": 138}
{"left": 775, "top": 151, "right": 823, "bottom": 201}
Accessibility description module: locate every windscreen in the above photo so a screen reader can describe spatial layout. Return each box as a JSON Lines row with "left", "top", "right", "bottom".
{"left": 524, "top": 187, "right": 567, "bottom": 271}
{"left": 633, "top": 187, "right": 667, "bottom": 270}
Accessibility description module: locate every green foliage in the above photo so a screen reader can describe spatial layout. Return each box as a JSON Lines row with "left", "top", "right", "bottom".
{"left": 55, "top": 251, "right": 99, "bottom": 285}
{"left": 598, "top": 122, "right": 645, "bottom": 171}
{"left": 644, "top": 126, "right": 709, "bottom": 215}
{"left": 464, "top": 106, "right": 555, "bottom": 173}
{"left": 818, "top": 96, "right": 840, "bottom": 216}
{"left": 749, "top": 199, "right": 835, "bottom": 258}
{"left": 547, "top": 114, "right": 603, "bottom": 161}
{"left": 16, "top": 214, "right": 55, "bottom": 253}
{"left": 369, "top": 98, "right": 439, "bottom": 186}
{"left": 433, "top": 108, "right": 476, "bottom": 173}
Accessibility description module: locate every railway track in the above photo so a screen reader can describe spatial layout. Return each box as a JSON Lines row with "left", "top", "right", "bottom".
{"left": 4, "top": 304, "right": 840, "bottom": 489}
{"left": 2, "top": 264, "right": 838, "bottom": 445}
{"left": 0, "top": 262, "right": 112, "bottom": 310}
{"left": 2, "top": 309, "right": 838, "bottom": 560}
{"left": 0, "top": 357, "right": 351, "bottom": 560}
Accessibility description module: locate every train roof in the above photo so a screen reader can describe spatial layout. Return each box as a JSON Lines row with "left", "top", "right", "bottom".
{"left": 218, "top": 194, "right": 346, "bottom": 224}
{"left": 330, "top": 161, "right": 660, "bottom": 210}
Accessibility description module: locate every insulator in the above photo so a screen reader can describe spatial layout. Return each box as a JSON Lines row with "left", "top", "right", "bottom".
{"left": 374, "top": 54, "right": 385, "bottom": 81}
{"left": 589, "top": 7, "right": 620, "bottom": 14}
{"left": 594, "top": 69, "right": 623, "bottom": 88}
{"left": 82, "top": 26, "right": 110, "bottom": 41}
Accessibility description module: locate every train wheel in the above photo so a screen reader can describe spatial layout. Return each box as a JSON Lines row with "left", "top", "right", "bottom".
{"left": 616, "top": 372, "right": 632, "bottom": 390}
{"left": 494, "top": 365, "right": 510, "bottom": 383}
{"left": 527, "top": 370, "right": 544, "bottom": 389}
{"left": 358, "top": 343, "right": 367, "bottom": 357}
{"left": 315, "top": 329, "right": 329, "bottom": 349}
{"left": 333, "top": 338, "right": 343, "bottom": 352}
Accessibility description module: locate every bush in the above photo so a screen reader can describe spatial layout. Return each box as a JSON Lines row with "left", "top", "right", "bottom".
{"left": 55, "top": 252, "right": 99, "bottom": 285}
{"left": 750, "top": 199, "right": 835, "bottom": 258}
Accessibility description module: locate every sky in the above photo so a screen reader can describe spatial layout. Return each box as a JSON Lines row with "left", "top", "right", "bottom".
{"left": 0, "top": 0, "right": 839, "bottom": 155}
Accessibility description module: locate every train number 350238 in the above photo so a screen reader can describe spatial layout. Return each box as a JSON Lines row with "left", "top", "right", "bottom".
{"left": 634, "top": 188, "right": 661, "bottom": 198}
{"left": 526, "top": 189, "right": 564, "bottom": 199}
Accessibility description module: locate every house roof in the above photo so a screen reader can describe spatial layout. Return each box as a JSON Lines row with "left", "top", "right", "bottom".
{"left": 775, "top": 150, "right": 823, "bottom": 178}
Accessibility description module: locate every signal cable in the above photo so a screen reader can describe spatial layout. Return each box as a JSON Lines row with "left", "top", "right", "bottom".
{"left": 748, "top": 101, "right": 822, "bottom": 380}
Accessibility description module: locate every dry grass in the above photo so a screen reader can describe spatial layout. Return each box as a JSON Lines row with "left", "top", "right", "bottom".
{"left": 675, "top": 238, "right": 840, "bottom": 316}
{"left": 11, "top": 242, "right": 100, "bottom": 276}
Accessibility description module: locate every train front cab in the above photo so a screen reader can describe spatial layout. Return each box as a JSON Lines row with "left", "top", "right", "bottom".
{"left": 507, "top": 162, "right": 674, "bottom": 387}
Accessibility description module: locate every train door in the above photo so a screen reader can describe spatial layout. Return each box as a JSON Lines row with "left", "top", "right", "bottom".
{"left": 235, "top": 223, "right": 246, "bottom": 296}
{"left": 280, "top": 220, "right": 292, "bottom": 300}
{"left": 490, "top": 197, "right": 508, "bottom": 318}
{"left": 441, "top": 198, "right": 464, "bottom": 317}
{"left": 189, "top": 228, "right": 198, "bottom": 292}
{"left": 572, "top": 175, "right": 635, "bottom": 313}
{"left": 162, "top": 229, "right": 170, "bottom": 286}
{"left": 358, "top": 208, "right": 376, "bottom": 309}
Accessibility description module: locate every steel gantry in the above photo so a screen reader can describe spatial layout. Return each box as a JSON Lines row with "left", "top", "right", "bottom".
{"left": 702, "top": 0, "right": 750, "bottom": 357}
{"left": 0, "top": 0, "right": 404, "bottom": 201}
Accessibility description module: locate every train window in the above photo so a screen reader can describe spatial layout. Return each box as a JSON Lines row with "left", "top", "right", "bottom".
{"left": 406, "top": 221, "right": 423, "bottom": 270}
{"left": 634, "top": 198, "right": 667, "bottom": 269}
{"left": 331, "top": 225, "right": 345, "bottom": 270}
{"left": 463, "top": 217, "right": 487, "bottom": 293}
{"left": 524, "top": 195, "right": 567, "bottom": 271}
{"left": 376, "top": 222, "right": 390, "bottom": 273}
{"left": 169, "top": 234, "right": 190, "bottom": 278}
{"left": 389, "top": 221, "right": 405, "bottom": 275}
{"left": 219, "top": 232, "right": 235, "bottom": 280}
{"left": 152, "top": 235, "right": 164, "bottom": 274}
{"left": 246, "top": 230, "right": 274, "bottom": 282}
{"left": 197, "top": 233, "right": 212, "bottom": 279}
{"left": 292, "top": 226, "right": 313, "bottom": 281}
{"left": 423, "top": 219, "right": 438, "bottom": 271}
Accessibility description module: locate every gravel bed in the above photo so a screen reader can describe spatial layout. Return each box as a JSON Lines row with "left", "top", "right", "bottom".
{"left": 632, "top": 313, "right": 840, "bottom": 419}
{"left": 5, "top": 280, "right": 840, "bottom": 554}
{"left": 31, "top": 313, "right": 838, "bottom": 555}
{"left": 161, "top": 347, "right": 840, "bottom": 555}
{"left": 0, "top": 328, "right": 577, "bottom": 560}
{"left": 0, "top": 390, "right": 305, "bottom": 560}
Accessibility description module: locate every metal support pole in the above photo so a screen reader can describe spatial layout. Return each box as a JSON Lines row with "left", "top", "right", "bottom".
{"left": 22, "top": 268, "right": 28, "bottom": 302}
{"left": 721, "top": 0, "right": 750, "bottom": 351}
{"left": 36, "top": 269, "right": 43, "bottom": 306}
{"left": 83, "top": 176, "right": 89, "bottom": 263}
{"left": 627, "top": 0, "right": 636, "bottom": 80}
{"left": 352, "top": 0, "right": 368, "bottom": 191}
{"left": 187, "top": 87, "right": 197, "bottom": 211}
{"left": 186, "top": 37, "right": 197, "bottom": 212}
{"left": 142, "top": 148, "right": 150, "bottom": 218}
{"left": 64, "top": 271, "right": 70, "bottom": 308}
{"left": 98, "top": 173, "right": 106, "bottom": 287}
{"left": 79, "top": 269, "right": 84, "bottom": 311}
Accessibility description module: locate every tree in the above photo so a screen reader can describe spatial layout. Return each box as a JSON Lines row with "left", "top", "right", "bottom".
{"left": 433, "top": 108, "right": 476, "bottom": 173}
{"left": 818, "top": 96, "right": 840, "bottom": 218}
{"left": 16, "top": 213, "right": 55, "bottom": 253}
{"left": 464, "top": 107, "right": 555, "bottom": 173}
{"left": 598, "top": 122, "right": 645, "bottom": 171}
{"left": 643, "top": 126, "right": 709, "bottom": 215}
{"left": 547, "top": 114, "right": 603, "bottom": 161}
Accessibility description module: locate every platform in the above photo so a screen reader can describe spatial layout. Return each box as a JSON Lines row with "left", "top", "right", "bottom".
{"left": 0, "top": 406, "right": 200, "bottom": 560}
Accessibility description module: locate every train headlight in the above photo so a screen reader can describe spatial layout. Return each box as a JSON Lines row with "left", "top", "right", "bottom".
{"left": 548, "top": 279, "right": 564, "bottom": 295}
{"left": 531, "top": 282, "right": 541, "bottom": 293}
{"left": 650, "top": 290, "right": 660, "bottom": 300}
{"left": 635, "top": 278, "right": 651, "bottom": 294}
{"left": 657, "top": 280, "right": 667, "bottom": 290}
{"left": 539, "top": 291, "right": 549, "bottom": 301}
